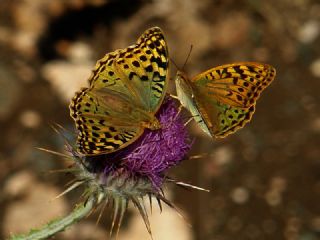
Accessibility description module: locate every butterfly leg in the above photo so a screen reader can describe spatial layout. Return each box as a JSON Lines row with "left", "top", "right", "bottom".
{"left": 168, "top": 94, "right": 179, "bottom": 100}
{"left": 177, "top": 103, "right": 183, "bottom": 115}
{"left": 184, "top": 116, "right": 194, "bottom": 127}
{"left": 183, "top": 113, "right": 205, "bottom": 127}
{"left": 173, "top": 103, "right": 184, "bottom": 121}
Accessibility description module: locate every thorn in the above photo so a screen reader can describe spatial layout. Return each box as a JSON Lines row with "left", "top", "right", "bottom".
{"left": 174, "top": 181, "right": 210, "bottom": 192}
{"left": 110, "top": 197, "right": 119, "bottom": 237}
{"left": 49, "top": 123, "right": 60, "bottom": 135}
{"left": 115, "top": 198, "right": 128, "bottom": 239}
{"left": 96, "top": 198, "right": 109, "bottom": 226}
{"left": 160, "top": 187, "right": 165, "bottom": 197}
{"left": 53, "top": 123, "right": 68, "bottom": 132}
{"left": 166, "top": 177, "right": 210, "bottom": 192}
{"left": 156, "top": 197, "right": 162, "bottom": 213}
{"left": 50, "top": 181, "right": 84, "bottom": 202}
{"left": 148, "top": 194, "right": 153, "bottom": 214}
{"left": 131, "top": 196, "right": 153, "bottom": 238}
{"left": 64, "top": 179, "right": 78, "bottom": 188}
{"left": 156, "top": 194, "right": 192, "bottom": 228}
{"left": 36, "top": 147, "right": 72, "bottom": 159}
{"left": 49, "top": 122, "right": 76, "bottom": 150}
{"left": 188, "top": 153, "right": 208, "bottom": 160}
{"left": 47, "top": 168, "right": 77, "bottom": 175}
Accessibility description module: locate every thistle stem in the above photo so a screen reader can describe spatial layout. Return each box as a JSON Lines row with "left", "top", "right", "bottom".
{"left": 9, "top": 195, "right": 98, "bottom": 240}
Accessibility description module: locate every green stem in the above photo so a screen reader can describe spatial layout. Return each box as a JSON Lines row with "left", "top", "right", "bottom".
{"left": 9, "top": 196, "right": 97, "bottom": 240}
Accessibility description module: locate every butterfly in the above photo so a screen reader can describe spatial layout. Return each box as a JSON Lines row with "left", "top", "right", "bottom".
{"left": 69, "top": 27, "right": 169, "bottom": 155}
{"left": 175, "top": 62, "right": 276, "bottom": 138}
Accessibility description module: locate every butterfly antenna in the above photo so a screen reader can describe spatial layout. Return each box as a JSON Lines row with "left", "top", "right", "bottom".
{"left": 170, "top": 57, "right": 179, "bottom": 71}
{"left": 170, "top": 44, "right": 193, "bottom": 72}
{"left": 182, "top": 44, "right": 193, "bottom": 72}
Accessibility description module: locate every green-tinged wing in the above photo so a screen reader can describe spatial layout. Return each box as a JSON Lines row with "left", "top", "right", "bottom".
{"left": 192, "top": 62, "right": 276, "bottom": 108}
{"left": 88, "top": 27, "right": 169, "bottom": 112}
{"left": 176, "top": 62, "right": 275, "bottom": 138}
{"left": 191, "top": 92, "right": 255, "bottom": 137}
{"left": 70, "top": 27, "right": 169, "bottom": 155}
{"left": 176, "top": 75, "right": 255, "bottom": 137}
{"left": 70, "top": 88, "right": 145, "bottom": 155}
{"left": 213, "top": 104, "right": 255, "bottom": 138}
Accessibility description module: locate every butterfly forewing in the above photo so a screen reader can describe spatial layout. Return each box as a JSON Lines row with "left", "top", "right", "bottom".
{"left": 70, "top": 27, "right": 169, "bottom": 155}
{"left": 88, "top": 50, "right": 120, "bottom": 87}
{"left": 89, "top": 27, "right": 168, "bottom": 112}
{"left": 135, "top": 28, "right": 169, "bottom": 111}
{"left": 192, "top": 62, "right": 276, "bottom": 108}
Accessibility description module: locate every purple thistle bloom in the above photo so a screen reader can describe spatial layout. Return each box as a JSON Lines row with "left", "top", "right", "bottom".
{"left": 15, "top": 98, "right": 201, "bottom": 240}
{"left": 55, "top": 96, "right": 207, "bottom": 239}
{"left": 86, "top": 97, "right": 192, "bottom": 189}
{"left": 122, "top": 97, "right": 191, "bottom": 188}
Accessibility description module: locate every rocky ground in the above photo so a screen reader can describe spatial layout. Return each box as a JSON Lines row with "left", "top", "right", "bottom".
{"left": 0, "top": 0, "right": 319, "bottom": 239}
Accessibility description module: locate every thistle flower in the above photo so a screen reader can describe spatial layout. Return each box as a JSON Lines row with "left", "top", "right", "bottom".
{"left": 70, "top": 97, "right": 198, "bottom": 236}
{"left": 86, "top": 97, "right": 191, "bottom": 188}
{"left": 10, "top": 97, "right": 207, "bottom": 240}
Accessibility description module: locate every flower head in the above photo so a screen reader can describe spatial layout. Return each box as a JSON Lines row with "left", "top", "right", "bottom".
{"left": 84, "top": 97, "right": 192, "bottom": 189}
{"left": 15, "top": 97, "right": 207, "bottom": 240}
{"left": 66, "top": 97, "right": 204, "bottom": 237}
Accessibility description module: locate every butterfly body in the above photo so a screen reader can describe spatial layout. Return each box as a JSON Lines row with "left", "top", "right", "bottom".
{"left": 70, "top": 27, "right": 169, "bottom": 155}
{"left": 176, "top": 71, "right": 212, "bottom": 136}
{"left": 175, "top": 62, "right": 276, "bottom": 138}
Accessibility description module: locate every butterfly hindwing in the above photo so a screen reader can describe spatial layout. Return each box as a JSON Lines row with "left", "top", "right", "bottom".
{"left": 70, "top": 88, "right": 144, "bottom": 155}
{"left": 216, "top": 104, "right": 255, "bottom": 137}
{"left": 184, "top": 88, "right": 255, "bottom": 138}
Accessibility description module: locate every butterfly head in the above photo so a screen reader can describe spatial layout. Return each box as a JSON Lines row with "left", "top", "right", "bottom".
{"left": 176, "top": 70, "right": 187, "bottom": 78}
{"left": 175, "top": 70, "right": 194, "bottom": 101}
{"left": 175, "top": 70, "right": 189, "bottom": 86}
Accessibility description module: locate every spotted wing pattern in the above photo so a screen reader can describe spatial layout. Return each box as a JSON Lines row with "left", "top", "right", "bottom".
{"left": 192, "top": 63, "right": 275, "bottom": 108}
{"left": 70, "top": 27, "right": 169, "bottom": 155}
{"left": 177, "top": 62, "right": 276, "bottom": 138}
{"left": 88, "top": 27, "right": 168, "bottom": 112}
{"left": 70, "top": 88, "right": 146, "bottom": 155}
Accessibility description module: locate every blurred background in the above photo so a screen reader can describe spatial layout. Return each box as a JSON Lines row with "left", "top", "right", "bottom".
{"left": 0, "top": 0, "right": 319, "bottom": 239}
